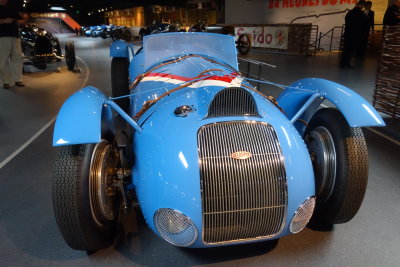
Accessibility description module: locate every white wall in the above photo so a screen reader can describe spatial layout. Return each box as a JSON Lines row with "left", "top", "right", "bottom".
{"left": 225, "top": 0, "right": 355, "bottom": 33}
{"left": 225, "top": 0, "right": 266, "bottom": 24}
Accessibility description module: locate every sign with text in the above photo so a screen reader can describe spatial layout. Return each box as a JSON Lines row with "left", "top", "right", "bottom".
{"left": 268, "top": 0, "right": 357, "bottom": 9}
{"left": 235, "top": 26, "right": 289, "bottom": 50}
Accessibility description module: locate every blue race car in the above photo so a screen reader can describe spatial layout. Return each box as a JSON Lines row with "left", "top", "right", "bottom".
{"left": 83, "top": 25, "right": 108, "bottom": 37}
{"left": 52, "top": 32, "right": 385, "bottom": 251}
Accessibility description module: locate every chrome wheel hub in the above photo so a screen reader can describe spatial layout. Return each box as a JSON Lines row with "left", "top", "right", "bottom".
{"left": 306, "top": 126, "right": 336, "bottom": 203}
{"left": 89, "top": 140, "right": 119, "bottom": 227}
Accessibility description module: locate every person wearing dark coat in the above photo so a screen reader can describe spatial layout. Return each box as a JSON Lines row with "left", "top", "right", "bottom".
{"left": 0, "top": 0, "right": 25, "bottom": 89}
{"left": 358, "top": 1, "right": 374, "bottom": 57}
{"left": 340, "top": 1, "right": 366, "bottom": 68}
{"left": 383, "top": 0, "right": 400, "bottom": 26}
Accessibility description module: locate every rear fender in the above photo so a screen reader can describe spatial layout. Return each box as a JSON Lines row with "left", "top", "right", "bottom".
{"left": 53, "top": 86, "right": 114, "bottom": 146}
{"left": 277, "top": 78, "right": 385, "bottom": 134}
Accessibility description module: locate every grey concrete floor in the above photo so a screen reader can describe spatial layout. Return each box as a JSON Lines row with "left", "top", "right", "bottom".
{"left": 0, "top": 34, "right": 399, "bottom": 267}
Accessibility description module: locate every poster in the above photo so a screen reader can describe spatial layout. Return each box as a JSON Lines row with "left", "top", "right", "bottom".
{"left": 235, "top": 26, "right": 289, "bottom": 49}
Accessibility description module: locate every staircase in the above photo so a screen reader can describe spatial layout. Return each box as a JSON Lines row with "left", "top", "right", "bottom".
{"left": 310, "top": 25, "right": 345, "bottom": 55}
{"left": 30, "top": 13, "right": 81, "bottom": 32}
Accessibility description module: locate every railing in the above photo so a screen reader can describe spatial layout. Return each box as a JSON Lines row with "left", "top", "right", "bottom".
{"left": 310, "top": 25, "right": 345, "bottom": 55}
{"left": 290, "top": 9, "right": 350, "bottom": 55}
{"left": 290, "top": 9, "right": 350, "bottom": 24}
{"left": 308, "top": 25, "right": 319, "bottom": 55}
{"left": 237, "top": 57, "right": 278, "bottom": 90}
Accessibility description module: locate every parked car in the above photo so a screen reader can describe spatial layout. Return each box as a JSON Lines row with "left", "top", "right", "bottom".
{"left": 110, "top": 26, "right": 133, "bottom": 41}
{"left": 20, "top": 25, "right": 76, "bottom": 70}
{"left": 195, "top": 24, "right": 252, "bottom": 55}
{"left": 83, "top": 26, "right": 97, "bottom": 37}
{"left": 139, "top": 23, "right": 185, "bottom": 38}
{"left": 99, "top": 25, "right": 117, "bottom": 39}
{"left": 91, "top": 25, "right": 107, "bottom": 38}
{"left": 52, "top": 32, "right": 385, "bottom": 252}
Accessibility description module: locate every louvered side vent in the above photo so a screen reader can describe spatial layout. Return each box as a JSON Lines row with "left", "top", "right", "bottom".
{"left": 207, "top": 87, "right": 259, "bottom": 118}
{"left": 198, "top": 122, "right": 287, "bottom": 244}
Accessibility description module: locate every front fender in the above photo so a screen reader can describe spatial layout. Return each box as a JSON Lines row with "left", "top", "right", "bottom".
{"left": 53, "top": 86, "right": 113, "bottom": 146}
{"left": 110, "top": 39, "right": 128, "bottom": 58}
{"left": 277, "top": 78, "right": 385, "bottom": 129}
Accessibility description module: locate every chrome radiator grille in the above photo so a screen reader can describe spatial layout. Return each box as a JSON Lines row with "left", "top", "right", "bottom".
{"left": 207, "top": 87, "right": 259, "bottom": 118}
{"left": 197, "top": 122, "right": 287, "bottom": 244}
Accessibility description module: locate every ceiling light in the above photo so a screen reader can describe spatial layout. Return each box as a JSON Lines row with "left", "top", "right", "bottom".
{"left": 50, "top": 7, "right": 66, "bottom": 11}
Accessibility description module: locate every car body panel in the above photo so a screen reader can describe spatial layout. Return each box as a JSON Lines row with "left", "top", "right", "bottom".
{"left": 129, "top": 56, "right": 241, "bottom": 118}
{"left": 110, "top": 39, "right": 129, "bottom": 58}
{"left": 132, "top": 84, "right": 315, "bottom": 247}
{"left": 53, "top": 87, "right": 113, "bottom": 146}
{"left": 277, "top": 78, "right": 385, "bottom": 134}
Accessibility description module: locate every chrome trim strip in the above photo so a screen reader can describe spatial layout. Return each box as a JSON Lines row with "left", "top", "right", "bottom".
{"left": 197, "top": 121, "right": 287, "bottom": 245}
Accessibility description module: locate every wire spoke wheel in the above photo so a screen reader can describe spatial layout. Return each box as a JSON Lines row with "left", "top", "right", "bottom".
{"left": 237, "top": 34, "right": 251, "bottom": 55}
{"left": 53, "top": 140, "right": 121, "bottom": 251}
{"left": 306, "top": 126, "right": 336, "bottom": 203}
{"left": 89, "top": 140, "right": 119, "bottom": 227}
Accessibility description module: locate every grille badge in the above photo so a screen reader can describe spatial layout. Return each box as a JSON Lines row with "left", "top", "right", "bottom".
{"left": 230, "top": 151, "right": 252, "bottom": 160}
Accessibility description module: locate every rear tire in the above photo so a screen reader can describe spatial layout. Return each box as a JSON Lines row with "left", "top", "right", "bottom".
{"left": 65, "top": 41, "right": 76, "bottom": 71}
{"left": 112, "top": 29, "right": 121, "bottom": 40}
{"left": 305, "top": 108, "right": 368, "bottom": 224}
{"left": 53, "top": 142, "right": 120, "bottom": 251}
{"left": 111, "top": 57, "right": 130, "bottom": 112}
{"left": 124, "top": 30, "right": 132, "bottom": 42}
{"left": 100, "top": 29, "right": 107, "bottom": 39}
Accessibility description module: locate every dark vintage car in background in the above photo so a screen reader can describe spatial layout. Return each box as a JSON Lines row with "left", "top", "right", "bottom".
{"left": 139, "top": 23, "right": 185, "bottom": 37}
{"left": 20, "top": 25, "right": 76, "bottom": 71}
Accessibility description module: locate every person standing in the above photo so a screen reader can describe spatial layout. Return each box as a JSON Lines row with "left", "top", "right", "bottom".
{"left": 0, "top": 0, "right": 24, "bottom": 89}
{"left": 359, "top": 1, "right": 375, "bottom": 57}
{"left": 383, "top": 0, "right": 400, "bottom": 26}
{"left": 340, "top": 0, "right": 366, "bottom": 68}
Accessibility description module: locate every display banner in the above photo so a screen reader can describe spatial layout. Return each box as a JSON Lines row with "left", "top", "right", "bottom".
{"left": 235, "top": 26, "right": 289, "bottom": 49}
{"left": 265, "top": 0, "right": 388, "bottom": 34}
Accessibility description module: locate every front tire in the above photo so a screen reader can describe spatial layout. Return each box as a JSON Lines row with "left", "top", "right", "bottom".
{"left": 53, "top": 142, "right": 121, "bottom": 251}
{"left": 65, "top": 41, "right": 76, "bottom": 71}
{"left": 305, "top": 108, "right": 368, "bottom": 224}
{"left": 53, "top": 37, "right": 62, "bottom": 58}
{"left": 111, "top": 57, "right": 130, "bottom": 112}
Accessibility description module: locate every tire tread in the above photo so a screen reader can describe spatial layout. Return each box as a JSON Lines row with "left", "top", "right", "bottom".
{"left": 53, "top": 145, "right": 115, "bottom": 251}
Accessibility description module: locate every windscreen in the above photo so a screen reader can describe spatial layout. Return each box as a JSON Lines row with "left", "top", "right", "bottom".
{"left": 143, "top": 32, "right": 238, "bottom": 70}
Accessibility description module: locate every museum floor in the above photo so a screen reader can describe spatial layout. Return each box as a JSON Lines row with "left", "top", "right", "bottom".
{"left": 0, "top": 34, "right": 399, "bottom": 267}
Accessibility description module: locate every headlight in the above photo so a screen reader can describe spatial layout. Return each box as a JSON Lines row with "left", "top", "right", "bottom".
{"left": 154, "top": 208, "right": 197, "bottom": 247}
{"left": 289, "top": 197, "right": 316, "bottom": 234}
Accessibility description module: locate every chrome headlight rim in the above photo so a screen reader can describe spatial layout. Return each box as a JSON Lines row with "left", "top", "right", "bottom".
{"left": 289, "top": 196, "right": 316, "bottom": 234}
{"left": 153, "top": 208, "right": 198, "bottom": 247}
